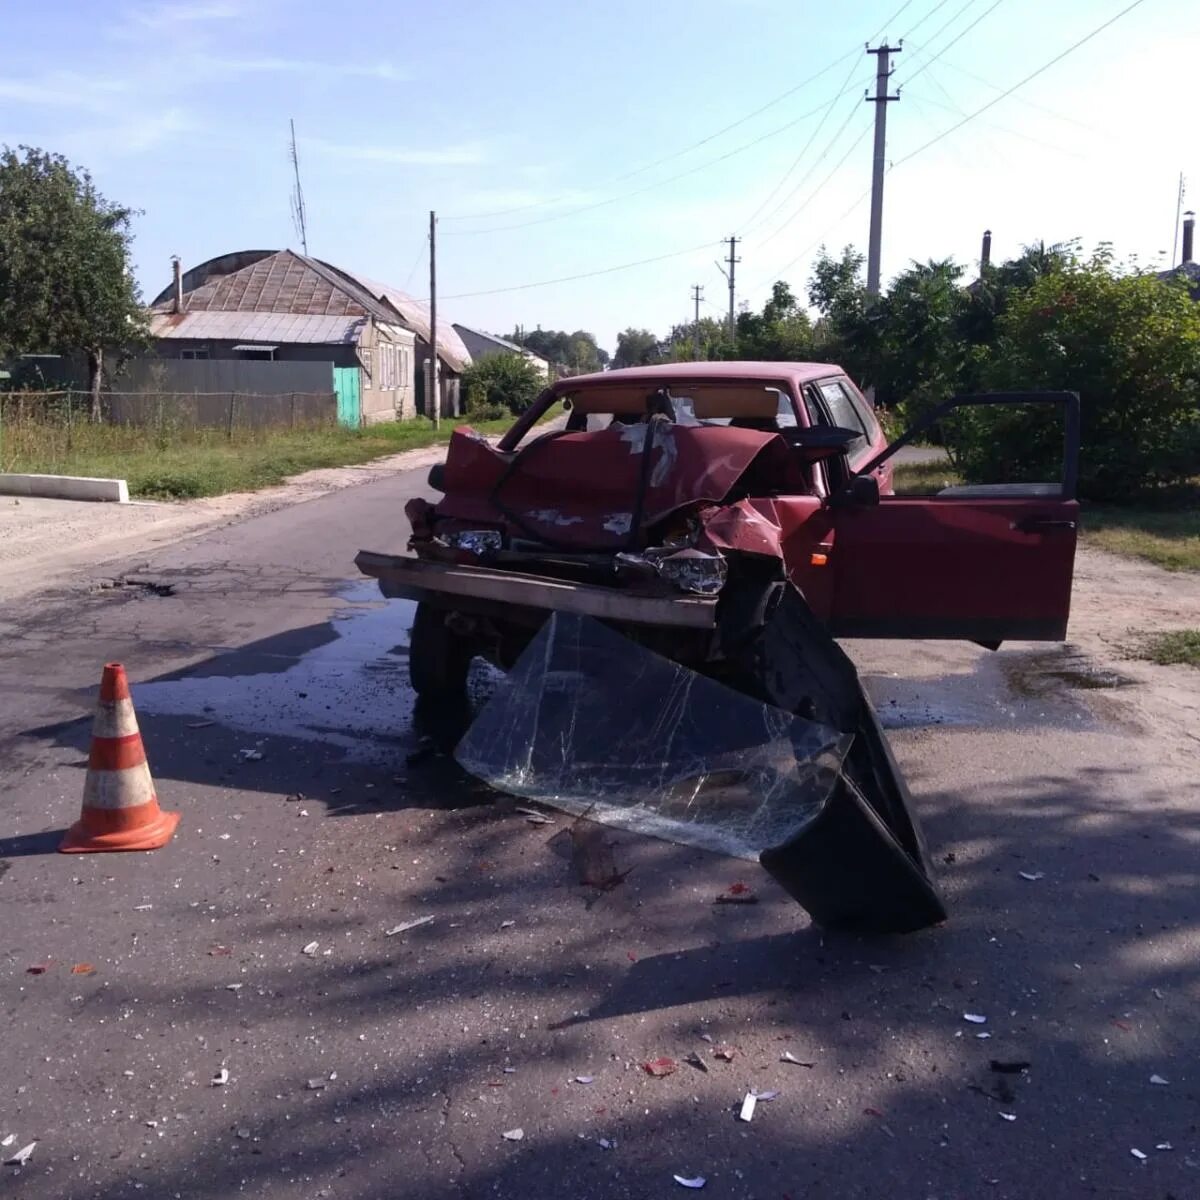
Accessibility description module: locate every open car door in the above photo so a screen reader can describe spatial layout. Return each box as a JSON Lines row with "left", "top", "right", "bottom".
{"left": 827, "top": 392, "right": 1080, "bottom": 643}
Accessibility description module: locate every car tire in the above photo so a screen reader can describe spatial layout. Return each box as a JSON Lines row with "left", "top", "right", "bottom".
{"left": 409, "top": 602, "right": 474, "bottom": 700}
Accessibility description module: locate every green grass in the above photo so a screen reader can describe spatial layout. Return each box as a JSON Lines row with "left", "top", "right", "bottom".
{"left": 1137, "top": 629, "right": 1200, "bottom": 667}
{"left": 0, "top": 415, "right": 517, "bottom": 500}
{"left": 892, "top": 460, "right": 964, "bottom": 494}
{"left": 1079, "top": 505, "right": 1200, "bottom": 572}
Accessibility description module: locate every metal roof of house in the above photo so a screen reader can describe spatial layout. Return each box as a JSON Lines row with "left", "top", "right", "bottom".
{"left": 452, "top": 323, "right": 547, "bottom": 360}
{"left": 320, "top": 264, "right": 472, "bottom": 372}
{"left": 151, "top": 250, "right": 472, "bottom": 372}
{"left": 149, "top": 311, "right": 367, "bottom": 344}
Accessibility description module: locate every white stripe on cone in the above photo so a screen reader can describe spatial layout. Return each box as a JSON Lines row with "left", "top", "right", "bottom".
{"left": 82, "top": 763, "right": 156, "bottom": 810}
{"left": 92, "top": 698, "right": 139, "bottom": 740}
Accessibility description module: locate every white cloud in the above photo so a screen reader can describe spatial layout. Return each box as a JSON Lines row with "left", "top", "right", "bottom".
{"left": 200, "top": 55, "right": 407, "bottom": 80}
{"left": 0, "top": 73, "right": 130, "bottom": 112}
{"left": 306, "top": 138, "right": 487, "bottom": 166}
{"left": 124, "top": 0, "right": 244, "bottom": 29}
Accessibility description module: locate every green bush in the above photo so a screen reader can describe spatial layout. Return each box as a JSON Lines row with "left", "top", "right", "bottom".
{"left": 461, "top": 352, "right": 545, "bottom": 417}
{"left": 974, "top": 256, "right": 1200, "bottom": 501}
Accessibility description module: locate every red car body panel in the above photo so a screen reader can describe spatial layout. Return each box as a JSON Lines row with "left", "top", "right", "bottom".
{"left": 437, "top": 422, "right": 809, "bottom": 549}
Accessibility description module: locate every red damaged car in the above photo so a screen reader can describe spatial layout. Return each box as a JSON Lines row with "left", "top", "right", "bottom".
{"left": 357, "top": 363, "right": 1080, "bottom": 933}
{"left": 358, "top": 361, "right": 1079, "bottom": 690}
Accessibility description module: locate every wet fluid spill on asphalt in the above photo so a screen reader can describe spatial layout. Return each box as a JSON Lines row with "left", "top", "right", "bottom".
{"left": 865, "top": 643, "right": 1123, "bottom": 732}
{"left": 133, "top": 583, "right": 426, "bottom": 761}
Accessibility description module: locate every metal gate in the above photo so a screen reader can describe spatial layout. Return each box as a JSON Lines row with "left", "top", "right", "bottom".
{"left": 333, "top": 367, "right": 361, "bottom": 428}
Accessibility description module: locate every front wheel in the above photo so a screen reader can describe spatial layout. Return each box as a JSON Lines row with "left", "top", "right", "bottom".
{"left": 409, "top": 602, "right": 474, "bottom": 700}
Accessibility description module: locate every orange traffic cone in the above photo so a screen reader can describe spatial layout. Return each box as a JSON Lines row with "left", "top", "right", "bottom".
{"left": 59, "top": 663, "right": 180, "bottom": 853}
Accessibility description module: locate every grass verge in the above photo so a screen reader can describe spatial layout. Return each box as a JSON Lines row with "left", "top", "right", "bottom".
{"left": 1136, "top": 630, "right": 1200, "bottom": 667}
{"left": 0, "top": 416, "right": 517, "bottom": 500}
{"left": 1079, "top": 505, "right": 1200, "bottom": 572}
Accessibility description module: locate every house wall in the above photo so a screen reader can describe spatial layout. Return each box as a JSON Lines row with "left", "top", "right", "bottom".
{"left": 414, "top": 341, "right": 462, "bottom": 420}
{"left": 358, "top": 321, "right": 417, "bottom": 423}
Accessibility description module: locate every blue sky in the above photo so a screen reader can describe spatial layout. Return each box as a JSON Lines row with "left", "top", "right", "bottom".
{"left": 1, "top": 0, "right": 1196, "bottom": 353}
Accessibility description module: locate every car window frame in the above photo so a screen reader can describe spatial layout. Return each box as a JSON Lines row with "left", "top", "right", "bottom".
{"left": 811, "top": 376, "right": 873, "bottom": 463}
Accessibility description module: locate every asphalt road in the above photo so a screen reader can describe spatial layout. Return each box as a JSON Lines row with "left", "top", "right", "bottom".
{"left": 0, "top": 467, "right": 1197, "bottom": 1200}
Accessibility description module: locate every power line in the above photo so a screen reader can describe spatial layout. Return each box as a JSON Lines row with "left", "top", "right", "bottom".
{"left": 892, "top": 0, "right": 1151, "bottom": 170}
{"left": 753, "top": 0, "right": 1152, "bottom": 293}
{"left": 440, "top": 51, "right": 862, "bottom": 222}
{"left": 747, "top": 98, "right": 866, "bottom": 242}
{"left": 899, "top": 0, "right": 957, "bottom": 39}
{"left": 753, "top": 117, "right": 875, "bottom": 249}
{"left": 897, "top": 0, "right": 1006, "bottom": 86}
{"left": 740, "top": 57, "right": 865, "bottom": 232}
{"left": 401, "top": 239, "right": 426, "bottom": 291}
{"left": 933, "top": 55, "right": 1111, "bottom": 135}
{"left": 442, "top": 0, "right": 922, "bottom": 223}
{"left": 440, "top": 88, "right": 863, "bottom": 237}
{"left": 905, "top": 85, "right": 1082, "bottom": 157}
{"left": 441, "top": 240, "right": 719, "bottom": 301}
{"left": 738, "top": 0, "right": 924, "bottom": 235}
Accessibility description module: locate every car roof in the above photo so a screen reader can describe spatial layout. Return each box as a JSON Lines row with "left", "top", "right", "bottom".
{"left": 550, "top": 361, "right": 843, "bottom": 393}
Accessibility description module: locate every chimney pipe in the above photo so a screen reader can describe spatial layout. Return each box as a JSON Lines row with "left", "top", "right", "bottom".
{"left": 1183, "top": 211, "right": 1195, "bottom": 265}
{"left": 981, "top": 229, "right": 992, "bottom": 270}
{"left": 171, "top": 256, "right": 184, "bottom": 314}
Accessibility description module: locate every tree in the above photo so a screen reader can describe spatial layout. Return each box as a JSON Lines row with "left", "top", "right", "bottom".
{"left": 661, "top": 315, "right": 727, "bottom": 362}
{"left": 975, "top": 252, "right": 1200, "bottom": 500}
{"left": 873, "top": 259, "right": 968, "bottom": 421}
{"left": 612, "top": 328, "right": 662, "bottom": 369}
{"left": 807, "top": 246, "right": 878, "bottom": 386}
{"left": 734, "top": 282, "right": 814, "bottom": 360}
{"left": 0, "top": 146, "right": 147, "bottom": 416}
{"left": 461, "top": 352, "right": 545, "bottom": 418}
{"left": 507, "top": 327, "right": 608, "bottom": 375}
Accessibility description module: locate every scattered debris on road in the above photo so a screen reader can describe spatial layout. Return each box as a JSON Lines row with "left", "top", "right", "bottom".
{"left": 1150, "top": 1074, "right": 1169, "bottom": 1085}
{"left": 673, "top": 1175, "right": 706, "bottom": 1189}
{"left": 238, "top": 748, "right": 263, "bottom": 762}
{"left": 712, "top": 1045, "right": 736, "bottom": 1062}
{"left": 301, "top": 941, "right": 319, "bottom": 956}
{"left": 4, "top": 1142, "right": 36, "bottom": 1167}
{"left": 642, "top": 1057, "right": 677, "bottom": 1078}
{"left": 738, "top": 1093, "right": 757, "bottom": 1122}
{"left": 385, "top": 916, "right": 434, "bottom": 937}
{"left": 780, "top": 1052, "right": 815, "bottom": 1067}
{"left": 501, "top": 1128, "right": 524, "bottom": 1142}
{"left": 1130, "top": 1148, "right": 1147, "bottom": 1161}
{"left": 211, "top": 1068, "right": 229, "bottom": 1087}
{"left": 963, "top": 1013, "right": 988, "bottom": 1024}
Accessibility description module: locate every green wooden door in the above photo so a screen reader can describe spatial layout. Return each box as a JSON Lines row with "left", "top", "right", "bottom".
{"left": 333, "top": 367, "right": 361, "bottom": 428}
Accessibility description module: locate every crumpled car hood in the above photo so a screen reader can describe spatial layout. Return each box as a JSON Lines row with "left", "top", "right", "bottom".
{"left": 433, "top": 422, "right": 811, "bottom": 549}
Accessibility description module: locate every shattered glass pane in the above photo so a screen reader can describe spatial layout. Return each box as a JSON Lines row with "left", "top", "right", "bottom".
{"left": 455, "top": 613, "right": 850, "bottom": 860}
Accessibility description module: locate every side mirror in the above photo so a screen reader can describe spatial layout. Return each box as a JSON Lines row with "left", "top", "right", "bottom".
{"left": 831, "top": 474, "right": 880, "bottom": 508}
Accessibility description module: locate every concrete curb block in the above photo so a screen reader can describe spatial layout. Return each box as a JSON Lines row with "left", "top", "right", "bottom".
{"left": 0, "top": 473, "right": 129, "bottom": 503}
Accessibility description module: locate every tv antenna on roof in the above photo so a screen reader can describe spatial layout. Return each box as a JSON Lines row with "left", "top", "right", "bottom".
{"left": 289, "top": 118, "right": 309, "bottom": 255}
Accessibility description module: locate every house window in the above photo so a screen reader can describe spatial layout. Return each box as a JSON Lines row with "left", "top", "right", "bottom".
{"left": 180, "top": 348, "right": 209, "bottom": 360}
{"left": 380, "top": 342, "right": 397, "bottom": 390}
{"left": 361, "top": 348, "right": 373, "bottom": 382}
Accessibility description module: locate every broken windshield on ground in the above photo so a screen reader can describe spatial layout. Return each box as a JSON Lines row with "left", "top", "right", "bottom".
{"left": 455, "top": 613, "right": 850, "bottom": 860}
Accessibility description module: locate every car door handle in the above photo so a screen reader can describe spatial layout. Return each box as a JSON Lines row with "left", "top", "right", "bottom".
{"left": 1012, "top": 516, "right": 1077, "bottom": 533}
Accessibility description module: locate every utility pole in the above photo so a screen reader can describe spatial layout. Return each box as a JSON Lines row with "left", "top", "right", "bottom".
{"left": 865, "top": 43, "right": 901, "bottom": 297}
{"left": 1172, "top": 172, "right": 1186, "bottom": 268}
{"left": 690, "top": 285, "right": 704, "bottom": 359}
{"left": 714, "top": 237, "right": 740, "bottom": 346}
{"left": 429, "top": 210, "right": 439, "bottom": 429}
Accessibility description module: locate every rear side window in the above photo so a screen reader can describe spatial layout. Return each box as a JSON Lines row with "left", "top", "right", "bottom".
{"left": 817, "top": 380, "right": 869, "bottom": 456}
